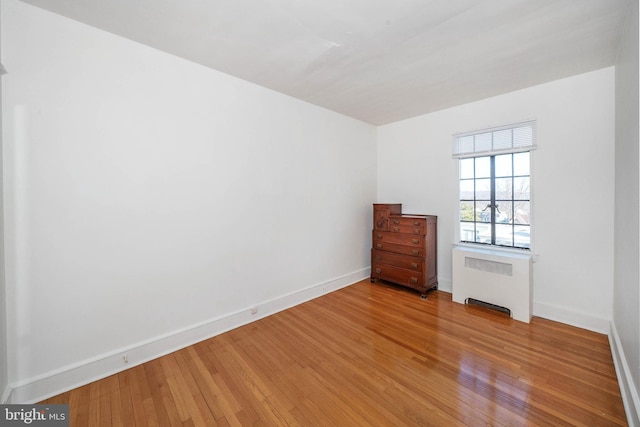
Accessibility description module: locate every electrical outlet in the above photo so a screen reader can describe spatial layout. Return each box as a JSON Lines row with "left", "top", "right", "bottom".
{"left": 322, "top": 286, "right": 328, "bottom": 293}
{"left": 123, "top": 354, "right": 129, "bottom": 364}
{"left": 250, "top": 307, "right": 258, "bottom": 315}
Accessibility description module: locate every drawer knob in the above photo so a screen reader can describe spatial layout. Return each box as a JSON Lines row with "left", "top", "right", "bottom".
{"left": 413, "top": 221, "right": 420, "bottom": 226}
{"left": 413, "top": 229, "right": 420, "bottom": 234}
{"left": 393, "top": 219, "right": 400, "bottom": 225}
{"left": 375, "top": 268, "right": 381, "bottom": 274}
{"left": 392, "top": 227, "right": 399, "bottom": 232}
{"left": 412, "top": 250, "right": 419, "bottom": 256}
{"left": 412, "top": 239, "right": 419, "bottom": 244}
{"left": 411, "top": 262, "right": 418, "bottom": 269}
{"left": 411, "top": 277, "right": 418, "bottom": 283}
{"left": 377, "top": 243, "right": 383, "bottom": 249}
{"left": 376, "top": 234, "right": 383, "bottom": 239}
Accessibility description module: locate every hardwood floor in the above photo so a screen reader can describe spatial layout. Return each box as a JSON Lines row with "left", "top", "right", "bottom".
{"left": 41, "top": 279, "right": 627, "bottom": 426}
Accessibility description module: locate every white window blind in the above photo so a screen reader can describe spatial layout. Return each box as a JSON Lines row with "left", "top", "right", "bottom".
{"left": 453, "top": 120, "right": 536, "bottom": 158}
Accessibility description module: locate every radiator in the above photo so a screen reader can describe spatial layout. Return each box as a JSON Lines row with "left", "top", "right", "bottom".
{"left": 452, "top": 246, "right": 532, "bottom": 323}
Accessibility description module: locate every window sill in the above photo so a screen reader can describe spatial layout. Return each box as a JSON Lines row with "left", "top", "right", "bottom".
{"left": 453, "top": 242, "right": 538, "bottom": 262}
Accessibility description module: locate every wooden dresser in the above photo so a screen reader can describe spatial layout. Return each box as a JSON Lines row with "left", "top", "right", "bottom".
{"left": 371, "top": 204, "right": 437, "bottom": 298}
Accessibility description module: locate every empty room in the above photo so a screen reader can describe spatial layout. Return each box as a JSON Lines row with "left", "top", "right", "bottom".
{"left": 1, "top": 0, "right": 639, "bottom": 425}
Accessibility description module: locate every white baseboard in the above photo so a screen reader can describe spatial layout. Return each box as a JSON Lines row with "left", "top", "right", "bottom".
{"left": 8, "top": 269, "right": 369, "bottom": 404}
{"left": 609, "top": 321, "right": 640, "bottom": 427}
{"left": 1, "top": 385, "right": 11, "bottom": 404}
{"left": 533, "top": 300, "right": 610, "bottom": 334}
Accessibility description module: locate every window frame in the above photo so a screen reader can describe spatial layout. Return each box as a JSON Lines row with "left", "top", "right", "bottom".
{"left": 453, "top": 121, "right": 535, "bottom": 251}
{"left": 458, "top": 152, "right": 531, "bottom": 249}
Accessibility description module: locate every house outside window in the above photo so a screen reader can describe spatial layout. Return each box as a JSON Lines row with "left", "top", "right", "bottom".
{"left": 453, "top": 121, "right": 535, "bottom": 250}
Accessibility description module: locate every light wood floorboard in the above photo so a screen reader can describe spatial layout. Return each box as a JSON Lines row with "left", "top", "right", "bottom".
{"left": 42, "top": 279, "right": 627, "bottom": 426}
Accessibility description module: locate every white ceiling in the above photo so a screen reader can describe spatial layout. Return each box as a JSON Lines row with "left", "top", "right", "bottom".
{"left": 20, "top": 0, "right": 631, "bottom": 125}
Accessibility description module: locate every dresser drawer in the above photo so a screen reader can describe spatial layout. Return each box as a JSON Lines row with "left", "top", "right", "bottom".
{"left": 389, "top": 216, "right": 426, "bottom": 228}
{"left": 389, "top": 224, "right": 425, "bottom": 235}
{"left": 371, "top": 249, "right": 423, "bottom": 271}
{"left": 372, "top": 241, "right": 425, "bottom": 257}
{"left": 371, "top": 263, "right": 425, "bottom": 291}
{"left": 389, "top": 216, "right": 427, "bottom": 235}
{"left": 372, "top": 231, "right": 425, "bottom": 247}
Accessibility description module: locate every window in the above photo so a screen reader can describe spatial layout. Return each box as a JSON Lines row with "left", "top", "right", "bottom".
{"left": 454, "top": 121, "right": 535, "bottom": 250}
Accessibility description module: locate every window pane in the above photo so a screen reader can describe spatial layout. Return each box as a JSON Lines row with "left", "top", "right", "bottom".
{"left": 496, "top": 201, "right": 512, "bottom": 224}
{"left": 495, "top": 154, "right": 512, "bottom": 177}
{"left": 493, "top": 129, "right": 512, "bottom": 151}
{"left": 475, "top": 133, "right": 492, "bottom": 152}
{"left": 476, "top": 178, "right": 491, "bottom": 199}
{"left": 476, "top": 223, "right": 491, "bottom": 244}
{"left": 460, "top": 158, "right": 474, "bottom": 179}
{"left": 495, "top": 224, "right": 513, "bottom": 246}
{"left": 459, "top": 201, "right": 475, "bottom": 221}
{"left": 460, "top": 223, "right": 477, "bottom": 242}
{"left": 495, "top": 177, "right": 512, "bottom": 200}
{"left": 513, "top": 177, "right": 529, "bottom": 200}
{"left": 513, "top": 127, "right": 533, "bottom": 148}
{"left": 514, "top": 201, "right": 530, "bottom": 225}
{"left": 476, "top": 201, "right": 491, "bottom": 222}
{"left": 513, "top": 152, "right": 529, "bottom": 176}
{"left": 458, "top": 136, "right": 474, "bottom": 154}
{"left": 460, "top": 180, "right": 474, "bottom": 200}
{"left": 475, "top": 157, "right": 490, "bottom": 178}
{"left": 514, "top": 225, "right": 531, "bottom": 248}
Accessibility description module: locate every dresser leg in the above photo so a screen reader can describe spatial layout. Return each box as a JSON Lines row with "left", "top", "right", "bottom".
{"left": 420, "top": 294, "right": 427, "bottom": 300}
{"left": 370, "top": 277, "right": 375, "bottom": 283}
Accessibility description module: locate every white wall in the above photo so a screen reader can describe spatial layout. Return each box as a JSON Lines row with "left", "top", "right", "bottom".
{"left": 2, "top": 0, "right": 376, "bottom": 402}
{"left": 613, "top": 0, "right": 640, "bottom": 424}
{"left": 0, "top": 1, "right": 8, "bottom": 404}
{"left": 378, "top": 67, "right": 615, "bottom": 332}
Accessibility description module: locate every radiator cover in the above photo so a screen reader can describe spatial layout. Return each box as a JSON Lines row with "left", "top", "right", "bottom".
{"left": 452, "top": 246, "right": 532, "bottom": 323}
